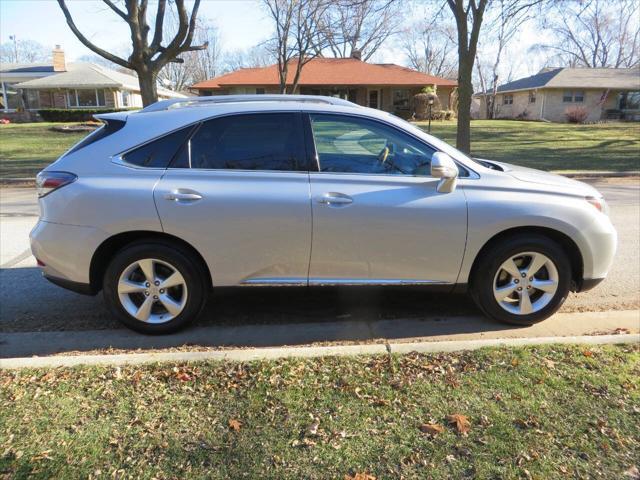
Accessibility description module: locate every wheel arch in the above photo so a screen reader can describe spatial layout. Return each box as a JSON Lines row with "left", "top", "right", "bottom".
{"left": 89, "top": 231, "right": 212, "bottom": 292}
{"left": 468, "top": 226, "right": 584, "bottom": 291}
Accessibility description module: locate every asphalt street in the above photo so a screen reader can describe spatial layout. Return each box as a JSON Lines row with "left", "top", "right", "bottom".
{"left": 0, "top": 179, "right": 638, "bottom": 339}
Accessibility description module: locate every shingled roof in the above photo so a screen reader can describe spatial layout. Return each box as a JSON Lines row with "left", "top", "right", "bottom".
{"left": 192, "top": 58, "right": 457, "bottom": 90}
{"left": 494, "top": 67, "right": 640, "bottom": 93}
{"left": 15, "top": 63, "right": 184, "bottom": 98}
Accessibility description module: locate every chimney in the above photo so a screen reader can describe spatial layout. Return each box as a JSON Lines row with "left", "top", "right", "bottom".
{"left": 52, "top": 45, "right": 66, "bottom": 72}
{"left": 350, "top": 49, "right": 362, "bottom": 60}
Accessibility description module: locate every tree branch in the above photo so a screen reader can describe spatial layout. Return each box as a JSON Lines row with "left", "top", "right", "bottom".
{"left": 57, "top": 0, "right": 131, "bottom": 69}
{"left": 102, "top": 0, "right": 128, "bottom": 21}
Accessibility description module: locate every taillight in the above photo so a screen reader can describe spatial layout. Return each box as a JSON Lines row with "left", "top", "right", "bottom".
{"left": 35, "top": 171, "right": 77, "bottom": 197}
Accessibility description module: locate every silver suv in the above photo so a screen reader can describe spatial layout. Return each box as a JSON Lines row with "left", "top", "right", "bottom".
{"left": 30, "top": 95, "right": 617, "bottom": 334}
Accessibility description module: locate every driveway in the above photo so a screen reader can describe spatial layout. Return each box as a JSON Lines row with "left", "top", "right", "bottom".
{"left": 0, "top": 179, "right": 638, "bottom": 352}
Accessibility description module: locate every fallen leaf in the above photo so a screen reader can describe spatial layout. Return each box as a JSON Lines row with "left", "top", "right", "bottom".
{"left": 228, "top": 419, "right": 242, "bottom": 431}
{"left": 583, "top": 350, "right": 594, "bottom": 357}
{"left": 175, "top": 371, "right": 191, "bottom": 382}
{"left": 447, "top": 414, "right": 471, "bottom": 435}
{"left": 419, "top": 423, "right": 445, "bottom": 436}
{"left": 344, "top": 473, "right": 376, "bottom": 480}
{"left": 624, "top": 466, "right": 640, "bottom": 479}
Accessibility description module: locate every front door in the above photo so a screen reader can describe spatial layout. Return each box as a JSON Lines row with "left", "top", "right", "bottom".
{"left": 154, "top": 112, "right": 312, "bottom": 286}
{"left": 306, "top": 113, "right": 467, "bottom": 285}
{"left": 368, "top": 89, "right": 381, "bottom": 109}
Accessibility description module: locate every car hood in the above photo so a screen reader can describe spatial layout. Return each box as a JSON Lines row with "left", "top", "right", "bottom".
{"left": 476, "top": 159, "right": 602, "bottom": 197}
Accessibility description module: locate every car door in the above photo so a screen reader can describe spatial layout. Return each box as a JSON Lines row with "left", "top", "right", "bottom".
{"left": 154, "top": 112, "right": 312, "bottom": 287}
{"left": 306, "top": 113, "right": 467, "bottom": 285}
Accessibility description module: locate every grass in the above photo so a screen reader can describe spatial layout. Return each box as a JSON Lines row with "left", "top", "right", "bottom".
{"left": 0, "top": 123, "right": 87, "bottom": 179}
{"left": 1, "top": 344, "right": 638, "bottom": 479}
{"left": 0, "top": 120, "right": 638, "bottom": 179}
{"left": 416, "top": 120, "right": 640, "bottom": 173}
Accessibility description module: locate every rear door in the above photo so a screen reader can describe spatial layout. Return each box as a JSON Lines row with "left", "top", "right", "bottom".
{"left": 154, "top": 112, "right": 312, "bottom": 287}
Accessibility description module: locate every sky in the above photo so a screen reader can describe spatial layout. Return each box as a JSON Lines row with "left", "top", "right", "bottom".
{"left": 0, "top": 0, "right": 548, "bottom": 81}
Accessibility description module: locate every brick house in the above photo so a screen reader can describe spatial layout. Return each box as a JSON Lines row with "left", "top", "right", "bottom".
{"left": 476, "top": 67, "right": 640, "bottom": 122}
{"left": 0, "top": 46, "right": 184, "bottom": 113}
{"left": 191, "top": 55, "right": 457, "bottom": 118}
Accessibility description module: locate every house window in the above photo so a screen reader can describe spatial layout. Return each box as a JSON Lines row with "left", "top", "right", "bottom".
{"left": 393, "top": 89, "right": 410, "bottom": 109}
{"left": 503, "top": 94, "right": 513, "bottom": 105}
{"left": 619, "top": 91, "right": 640, "bottom": 110}
{"left": 255, "top": 88, "right": 265, "bottom": 94}
{"left": 0, "top": 82, "right": 22, "bottom": 110}
{"left": 121, "top": 90, "right": 130, "bottom": 107}
{"left": 563, "top": 90, "right": 585, "bottom": 103}
{"left": 528, "top": 91, "right": 536, "bottom": 103}
{"left": 66, "top": 89, "right": 107, "bottom": 108}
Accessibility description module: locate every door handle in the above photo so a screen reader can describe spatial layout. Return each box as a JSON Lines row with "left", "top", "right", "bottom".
{"left": 317, "top": 192, "right": 353, "bottom": 206}
{"left": 164, "top": 190, "right": 203, "bottom": 203}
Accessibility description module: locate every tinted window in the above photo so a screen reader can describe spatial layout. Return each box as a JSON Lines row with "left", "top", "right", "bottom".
{"left": 123, "top": 127, "right": 194, "bottom": 168}
{"left": 185, "top": 113, "right": 305, "bottom": 171}
{"left": 310, "top": 114, "right": 436, "bottom": 176}
{"left": 66, "top": 119, "right": 125, "bottom": 155}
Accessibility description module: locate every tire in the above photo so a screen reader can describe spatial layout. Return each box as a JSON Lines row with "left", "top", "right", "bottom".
{"left": 103, "top": 240, "right": 208, "bottom": 334}
{"left": 470, "top": 234, "right": 572, "bottom": 326}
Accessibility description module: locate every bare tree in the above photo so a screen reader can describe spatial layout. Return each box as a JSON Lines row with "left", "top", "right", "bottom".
{"left": 0, "top": 38, "right": 49, "bottom": 63}
{"left": 476, "top": 0, "right": 545, "bottom": 118}
{"left": 446, "top": 0, "right": 489, "bottom": 153}
{"left": 57, "top": 0, "right": 207, "bottom": 106}
{"left": 158, "top": 18, "right": 223, "bottom": 90}
{"left": 223, "top": 45, "right": 274, "bottom": 72}
{"left": 538, "top": 0, "right": 640, "bottom": 68}
{"left": 322, "top": 0, "right": 402, "bottom": 61}
{"left": 263, "top": 0, "right": 331, "bottom": 93}
{"left": 401, "top": 20, "right": 458, "bottom": 78}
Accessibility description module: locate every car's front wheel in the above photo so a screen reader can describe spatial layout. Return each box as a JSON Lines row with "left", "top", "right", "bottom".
{"left": 470, "top": 234, "right": 572, "bottom": 326}
{"left": 103, "top": 241, "right": 208, "bottom": 334}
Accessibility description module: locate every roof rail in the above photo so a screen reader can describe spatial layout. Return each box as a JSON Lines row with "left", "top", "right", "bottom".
{"left": 139, "top": 94, "right": 358, "bottom": 113}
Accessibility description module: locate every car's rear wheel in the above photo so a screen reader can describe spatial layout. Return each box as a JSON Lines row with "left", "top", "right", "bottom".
{"left": 103, "top": 241, "right": 207, "bottom": 334}
{"left": 470, "top": 234, "right": 572, "bottom": 326}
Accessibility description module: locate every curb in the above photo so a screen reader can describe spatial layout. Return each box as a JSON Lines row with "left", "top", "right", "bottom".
{"left": 1, "top": 333, "right": 637, "bottom": 369}
{"left": 558, "top": 171, "right": 639, "bottom": 178}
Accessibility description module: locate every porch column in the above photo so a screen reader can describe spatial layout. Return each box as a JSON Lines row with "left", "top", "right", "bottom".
{"left": 1, "top": 81, "right": 7, "bottom": 112}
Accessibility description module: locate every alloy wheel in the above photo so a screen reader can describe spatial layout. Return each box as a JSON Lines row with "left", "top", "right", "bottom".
{"left": 492, "top": 251, "right": 559, "bottom": 315}
{"left": 117, "top": 258, "right": 188, "bottom": 323}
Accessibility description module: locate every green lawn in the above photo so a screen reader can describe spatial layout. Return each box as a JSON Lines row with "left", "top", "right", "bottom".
{"left": 0, "top": 123, "right": 87, "bottom": 179}
{"left": 1, "top": 344, "right": 638, "bottom": 479}
{"left": 417, "top": 120, "right": 640, "bottom": 173}
{"left": 0, "top": 120, "right": 638, "bottom": 179}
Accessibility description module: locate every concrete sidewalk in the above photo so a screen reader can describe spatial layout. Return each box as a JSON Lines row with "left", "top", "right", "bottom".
{"left": 1, "top": 333, "right": 638, "bottom": 369}
{"left": 1, "top": 309, "right": 637, "bottom": 360}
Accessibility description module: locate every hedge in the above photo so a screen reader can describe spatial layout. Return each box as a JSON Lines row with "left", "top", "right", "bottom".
{"left": 38, "top": 108, "right": 139, "bottom": 122}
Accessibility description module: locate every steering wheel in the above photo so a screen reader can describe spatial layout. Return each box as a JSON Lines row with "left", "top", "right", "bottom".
{"left": 378, "top": 145, "right": 390, "bottom": 164}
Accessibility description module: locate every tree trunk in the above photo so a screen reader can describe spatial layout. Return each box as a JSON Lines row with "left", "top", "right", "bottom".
{"left": 456, "top": 55, "right": 474, "bottom": 154}
{"left": 138, "top": 68, "right": 159, "bottom": 107}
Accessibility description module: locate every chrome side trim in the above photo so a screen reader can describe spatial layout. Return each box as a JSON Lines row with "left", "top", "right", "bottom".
{"left": 308, "top": 278, "right": 451, "bottom": 286}
{"left": 240, "top": 277, "right": 452, "bottom": 287}
{"left": 241, "top": 277, "right": 307, "bottom": 286}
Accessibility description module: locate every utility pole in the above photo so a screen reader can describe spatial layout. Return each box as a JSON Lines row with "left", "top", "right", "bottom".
{"left": 9, "top": 35, "right": 17, "bottom": 62}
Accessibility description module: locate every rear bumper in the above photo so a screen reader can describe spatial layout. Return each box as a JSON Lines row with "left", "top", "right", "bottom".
{"left": 30, "top": 220, "right": 107, "bottom": 286}
{"left": 43, "top": 274, "right": 96, "bottom": 295}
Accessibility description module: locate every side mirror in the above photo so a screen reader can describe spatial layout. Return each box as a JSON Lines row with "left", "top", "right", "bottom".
{"left": 431, "top": 152, "right": 458, "bottom": 193}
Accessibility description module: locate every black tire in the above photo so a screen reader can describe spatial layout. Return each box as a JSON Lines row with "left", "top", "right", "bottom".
{"left": 470, "top": 234, "right": 572, "bottom": 326}
{"left": 103, "top": 240, "right": 208, "bottom": 334}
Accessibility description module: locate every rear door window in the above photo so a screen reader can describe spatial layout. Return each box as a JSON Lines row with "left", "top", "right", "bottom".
{"left": 176, "top": 113, "right": 306, "bottom": 171}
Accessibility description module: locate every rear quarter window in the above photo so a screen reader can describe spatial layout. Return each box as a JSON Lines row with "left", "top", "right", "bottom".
{"left": 122, "top": 126, "right": 195, "bottom": 168}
